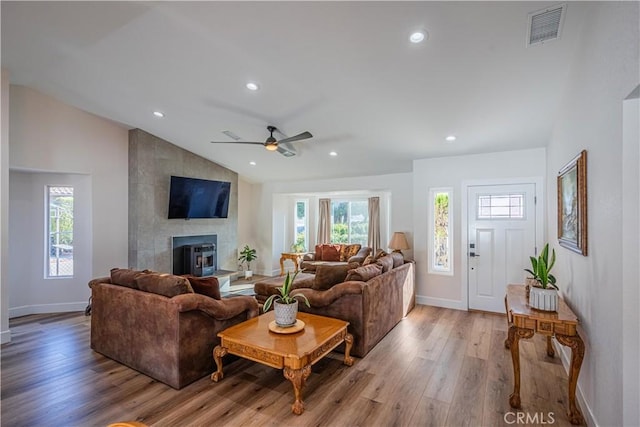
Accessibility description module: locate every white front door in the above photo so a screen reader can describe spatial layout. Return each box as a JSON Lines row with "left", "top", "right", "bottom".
{"left": 468, "top": 184, "right": 537, "bottom": 312}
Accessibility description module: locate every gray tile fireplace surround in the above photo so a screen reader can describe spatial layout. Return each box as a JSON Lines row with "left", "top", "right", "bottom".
{"left": 128, "top": 129, "right": 238, "bottom": 274}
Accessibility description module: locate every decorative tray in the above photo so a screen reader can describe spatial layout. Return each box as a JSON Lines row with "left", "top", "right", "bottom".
{"left": 268, "top": 319, "right": 305, "bottom": 334}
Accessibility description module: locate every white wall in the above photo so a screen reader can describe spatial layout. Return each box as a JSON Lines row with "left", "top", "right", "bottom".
{"left": 7, "top": 85, "right": 128, "bottom": 321}
{"left": 413, "top": 148, "right": 546, "bottom": 308}
{"left": 622, "top": 91, "right": 639, "bottom": 427}
{"left": 237, "top": 177, "right": 256, "bottom": 269}
{"left": 9, "top": 171, "right": 92, "bottom": 316}
{"left": 1, "top": 70, "right": 10, "bottom": 343}
{"left": 246, "top": 173, "right": 413, "bottom": 276}
{"left": 545, "top": 3, "right": 639, "bottom": 426}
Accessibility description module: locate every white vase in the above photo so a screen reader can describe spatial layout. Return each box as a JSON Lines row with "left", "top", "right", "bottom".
{"left": 244, "top": 270, "right": 253, "bottom": 279}
{"left": 529, "top": 286, "right": 558, "bottom": 311}
{"left": 274, "top": 300, "right": 298, "bottom": 327}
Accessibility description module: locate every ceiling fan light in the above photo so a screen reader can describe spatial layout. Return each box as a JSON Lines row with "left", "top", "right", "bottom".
{"left": 265, "top": 143, "right": 278, "bottom": 151}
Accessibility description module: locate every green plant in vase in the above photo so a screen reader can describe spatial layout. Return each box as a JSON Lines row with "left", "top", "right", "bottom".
{"left": 263, "top": 271, "right": 311, "bottom": 326}
{"left": 238, "top": 245, "right": 257, "bottom": 279}
{"left": 524, "top": 243, "right": 559, "bottom": 311}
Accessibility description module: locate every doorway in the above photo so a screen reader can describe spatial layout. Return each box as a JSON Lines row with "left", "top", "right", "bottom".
{"left": 467, "top": 182, "right": 540, "bottom": 312}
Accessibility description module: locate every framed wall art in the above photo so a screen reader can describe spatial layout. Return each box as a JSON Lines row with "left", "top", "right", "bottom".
{"left": 557, "top": 150, "right": 588, "bottom": 255}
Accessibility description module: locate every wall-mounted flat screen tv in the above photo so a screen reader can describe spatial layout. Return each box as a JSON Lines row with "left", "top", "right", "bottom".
{"left": 168, "top": 176, "right": 231, "bottom": 219}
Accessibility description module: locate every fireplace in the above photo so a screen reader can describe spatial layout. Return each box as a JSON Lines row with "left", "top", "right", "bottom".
{"left": 171, "top": 234, "right": 218, "bottom": 276}
{"left": 184, "top": 244, "right": 216, "bottom": 277}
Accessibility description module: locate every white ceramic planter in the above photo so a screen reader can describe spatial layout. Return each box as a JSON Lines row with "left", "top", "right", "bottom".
{"left": 244, "top": 270, "right": 253, "bottom": 279}
{"left": 529, "top": 286, "right": 558, "bottom": 311}
{"left": 274, "top": 300, "right": 298, "bottom": 327}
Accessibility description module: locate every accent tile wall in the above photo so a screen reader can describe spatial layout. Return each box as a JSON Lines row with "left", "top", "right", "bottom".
{"left": 128, "top": 129, "right": 238, "bottom": 273}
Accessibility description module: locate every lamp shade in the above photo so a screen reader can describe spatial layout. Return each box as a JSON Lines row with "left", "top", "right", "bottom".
{"left": 388, "top": 232, "right": 410, "bottom": 251}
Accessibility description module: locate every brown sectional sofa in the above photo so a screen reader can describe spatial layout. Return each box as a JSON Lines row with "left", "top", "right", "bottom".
{"left": 254, "top": 253, "right": 415, "bottom": 357}
{"left": 89, "top": 269, "right": 259, "bottom": 389}
{"left": 300, "top": 243, "right": 372, "bottom": 273}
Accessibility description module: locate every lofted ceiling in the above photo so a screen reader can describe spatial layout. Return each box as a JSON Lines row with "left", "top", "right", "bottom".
{"left": 1, "top": 1, "right": 588, "bottom": 183}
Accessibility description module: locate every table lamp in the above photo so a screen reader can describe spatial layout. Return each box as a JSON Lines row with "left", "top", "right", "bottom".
{"left": 388, "top": 232, "right": 410, "bottom": 255}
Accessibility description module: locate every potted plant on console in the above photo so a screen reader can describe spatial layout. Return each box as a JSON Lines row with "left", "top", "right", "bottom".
{"left": 524, "top": 243, "right": 559, "bottom": 311}
{"left": 238, "top": 245, "right": 257, "bottom": 279}
{"left": 263, "top": 271, "right": 310, "bottom": 327}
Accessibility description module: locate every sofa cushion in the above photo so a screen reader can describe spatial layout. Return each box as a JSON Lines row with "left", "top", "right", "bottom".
{"left": 110, "top": 268, "right": 151, "bottom": 289}
{"left": 348, "top": 246, "right": 372, "bottom": 264}
{"left": 135, "top": 273, "right": 194, "bottom": 298}
{"left": 345, "top": 263, "right": 383, "bottom": 282}
{"left": 390, "top": 252, "right": 405, "bottom": 268}
{"left": 376, "top": 255, "right": 394, "bottom": 273}
{"left": 185, "top": 275, "right": 221, "bottom": 300}
{"left": 312, "top": 264, "right": 351, "bottom": 291}
{"left": 314, "top": 244, "right": 325, "bottom": 261}
{"left": 340, "top": 244, "right": 361, "bottom": 262}
{"left": 321, "top": 244, "right": 342, "bottom": 262}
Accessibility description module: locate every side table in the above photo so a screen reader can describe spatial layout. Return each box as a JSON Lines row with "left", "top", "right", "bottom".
{"left": 504, "top": 284, "right": 585, "bottom": 425}
{"left": 279, "top": 252, "right": 307, "bottom": 276}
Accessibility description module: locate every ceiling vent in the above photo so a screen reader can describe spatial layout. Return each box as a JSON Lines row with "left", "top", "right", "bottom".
{"left": 221, "top": 130, "right": 241, "bottom": 141}
{"left": 527, "top": 3, "right": 567, "bottom": 47}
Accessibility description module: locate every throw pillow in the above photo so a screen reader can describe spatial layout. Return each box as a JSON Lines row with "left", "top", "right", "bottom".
{"left": 312, "top": 264, "right": 351, "bottom": 291}
{"left": 110, "top": 268, "right": 151, "bottom": 289}
{"left": 314, "top": 244, "right": 325, "bottom": 261}
{"left": 184, "top": 275, "right": 221, "bottom": 300}
{"left": 376, "top": 255, "right": 394, "bottom": 273}
{"left": 373, "top": 249, "right": 388, "bottom": 260}
{"left": 340, "top": 244, "right": 361, "bottom": 262}
{"left": 362, "top": 255, "right": 374, "bottom": 265}
{"left": 321, "top": 244, "right": 342, "bottom": 262}
{"left": 135, "top": 273, "right": 194, "bottom": 298}
{"left": 390, "top": 252, "right": 405, "bottom": 268}
{"left": 345, "top": 263, "right": 383, "bottom": 282}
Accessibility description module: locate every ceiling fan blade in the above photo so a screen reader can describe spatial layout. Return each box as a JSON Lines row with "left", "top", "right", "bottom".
{"left": 278, "top": 131, "right": 313, "bottom": 144}
{"left": 210, "top": 141, "right": 265, "bottom": 145}
{"left": 277, "top": 143, "right": 297, "bottom": 157}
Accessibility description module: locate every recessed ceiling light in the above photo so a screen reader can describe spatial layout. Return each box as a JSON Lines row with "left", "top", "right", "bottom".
{"left": 246, "top": 82, "right": 259, "bottom": 91}
{"left": 153, "top": 111, "right": 164, "bottom": 118}
{"left": 409, "top": 30, "right": 428, "bottom": 44}
{"left": 445, "top": 135, "right": 456, "bottom": 142}
{"left": 249, "top": 161, "right": 256, "bottom": 166}
{"left": 329, "top": 151, "right": 338, "bottom": 157}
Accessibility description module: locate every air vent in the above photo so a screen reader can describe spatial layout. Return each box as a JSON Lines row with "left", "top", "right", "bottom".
{"left": 527, "top": 3, "right": 566, "bottom": 46}
{"left": 221, "top": 130, "right": 241, "bottom": 141}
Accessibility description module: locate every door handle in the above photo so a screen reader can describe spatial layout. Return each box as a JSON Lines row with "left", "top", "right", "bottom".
{"left": 469, "top": 252, "right": 480, "bottom": 257}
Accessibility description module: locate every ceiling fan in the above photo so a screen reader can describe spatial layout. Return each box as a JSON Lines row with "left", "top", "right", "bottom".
{"left": 211, "top": 126, "right": 313, "bottom": 157}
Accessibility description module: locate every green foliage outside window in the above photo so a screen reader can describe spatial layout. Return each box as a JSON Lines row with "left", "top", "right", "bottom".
{"left": 434, "top": 192, "right": 449, "bottom": 270}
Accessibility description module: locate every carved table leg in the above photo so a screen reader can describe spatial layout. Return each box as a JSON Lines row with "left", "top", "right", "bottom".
{"left": 210, "top": 345, "right": 228, "bottom": 382}
{"left": 504, "top": 295, "right": 512, "bottom": 349}
{"left": 284, "top": 365, "right": 312, "bottom": 415}
{"left": 508, "top": 325, "right": 534, "bottom": 409}
{"left": 279, "top": 256, "right": 285, "bottom": 276}
{"left": 555, "top": 333, "right": 586, "bottom": 425}
{"left": 546, "top": 336, "right": 555, "bottom": 358}
{"left": 343, "top": 333, "right": 354, "bottom": 366}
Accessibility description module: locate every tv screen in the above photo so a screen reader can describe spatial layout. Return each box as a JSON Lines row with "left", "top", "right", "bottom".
{"left": 168, "top": 176, "right": 231, "bottom": 219}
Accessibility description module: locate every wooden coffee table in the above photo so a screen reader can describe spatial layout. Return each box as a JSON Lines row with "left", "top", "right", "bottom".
{"left": 211, "top": 311, "right": 354, "bottom": 415}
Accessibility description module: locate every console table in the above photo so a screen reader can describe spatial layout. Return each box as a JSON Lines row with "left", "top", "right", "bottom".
{"left": 504, "top": 284, "right": 585, "bottom": 425}
{"left": 279, "top": 252, "right": 307, "bottom": 276}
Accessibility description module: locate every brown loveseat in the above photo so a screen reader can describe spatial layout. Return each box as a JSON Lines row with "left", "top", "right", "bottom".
{"left": 300, "top": 243, "right": 371, "bottom": 273}
{"left": 254, "top": 253, "right": 414, "bottom": 357}
{"left": 89, "top": 269, "right": 259, "bottom": 389}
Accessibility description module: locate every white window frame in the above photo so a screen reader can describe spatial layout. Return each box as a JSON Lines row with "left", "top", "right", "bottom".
{"left": 46, "top": 185, "right": 74, "bottom": 279}
{"left": 294, "top": 199, "right": 309, "bottom": 252}
{"left": 428, "top": 187, "right": 453, "bottom": 276}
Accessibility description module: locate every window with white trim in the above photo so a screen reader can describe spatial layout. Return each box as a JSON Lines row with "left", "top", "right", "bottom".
{"left": 330, "top": 199, "right": 368, "bottom": 245}
{"left": 294, "top": 200, "right": 308, "bottom": 252}
{"left": 47, "top": 186, "right": 74, "bottom": 277}
{"left": 477, "top": 193, "right": 525, "bottom": 219}
{"left": 429, "top": 188, "right": 453, "bottom": 275}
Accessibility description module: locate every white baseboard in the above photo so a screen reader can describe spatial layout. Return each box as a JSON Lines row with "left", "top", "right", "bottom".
{"left": 416, "top": 295, "right": 467, "bottom": 311}
{"left": 554, "top": 340, "right": 598, "bottom": 427}
{"left": 1, "top": 329, "right": 11, "bottom": 344}
{"left": 9, "top": 302, "right": 87, "bottom": 319}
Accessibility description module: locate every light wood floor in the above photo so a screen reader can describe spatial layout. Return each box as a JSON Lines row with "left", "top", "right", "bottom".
{"left": 1, "top": 306, "right": 580, "bottom": 426}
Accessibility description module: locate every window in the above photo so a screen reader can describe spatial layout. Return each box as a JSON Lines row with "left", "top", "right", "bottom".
{"left": 294, "top": 200, "right": 308, "bottom": 252}
{"left": 331, "top": 200, "right": 368, "bottom": 245}
{"left": 47, "top": 186, "right": 74, "bottom": 277}
{"left": 477, "top": 194, "right": 525, "bottom": 219}
{"left": 429, "top": 188, "right": 452, "bottom": 275}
